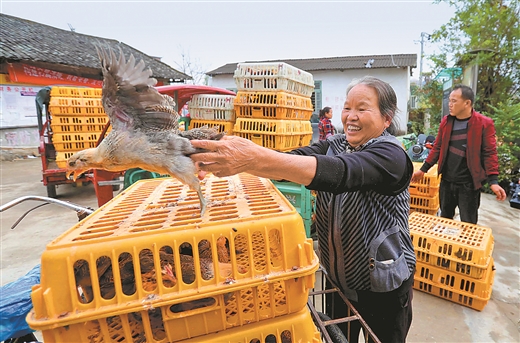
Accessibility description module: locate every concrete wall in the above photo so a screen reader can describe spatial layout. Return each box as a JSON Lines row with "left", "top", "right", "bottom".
{"left": 0, "top": 126, "right": 40, "bottom": 147}
{"left": 208, "top": 67, "right": 411, "bottom": 134}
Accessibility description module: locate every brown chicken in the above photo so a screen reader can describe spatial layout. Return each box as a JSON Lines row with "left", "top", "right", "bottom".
{"left": 66, "top": 46, "right": 223, "bottom": 214}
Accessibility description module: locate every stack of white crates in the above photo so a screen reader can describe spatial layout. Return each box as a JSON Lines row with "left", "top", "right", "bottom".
{"left": 232, "top": 62, "right": 315, "bottom": 151}
{"left": 188, "top": 93, "right": 236, "bottom": 135}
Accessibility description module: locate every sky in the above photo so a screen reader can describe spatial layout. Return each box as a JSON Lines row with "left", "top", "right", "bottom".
{"left": 1, "top": 0, "right": 456, "bottom": 79}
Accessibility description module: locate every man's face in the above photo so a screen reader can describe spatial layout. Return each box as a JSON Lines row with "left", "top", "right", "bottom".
{"left": 448, "top": 89, "right": 471, "bottom": 118}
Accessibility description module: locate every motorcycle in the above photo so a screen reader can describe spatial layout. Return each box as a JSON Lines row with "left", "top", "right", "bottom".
{"left": 407, "top": 133, "right": 435, "bottom": 163}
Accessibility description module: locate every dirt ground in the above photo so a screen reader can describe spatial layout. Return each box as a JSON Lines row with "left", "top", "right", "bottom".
{"left": 1, "top": 157, "right": 519, "bottom": 342}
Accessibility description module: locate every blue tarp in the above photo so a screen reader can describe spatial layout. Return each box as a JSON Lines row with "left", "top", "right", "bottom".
{"left": 0, "top": 264, "right": 40, "bottom": 341}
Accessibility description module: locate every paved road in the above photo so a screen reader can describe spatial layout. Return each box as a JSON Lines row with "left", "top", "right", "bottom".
{"left": 1, "top": 157, "right": 519, "bottom": 342}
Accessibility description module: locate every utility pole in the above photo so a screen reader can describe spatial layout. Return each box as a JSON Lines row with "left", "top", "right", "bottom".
{"left": 419, "top": 32, "right": 431, "bottom": 88}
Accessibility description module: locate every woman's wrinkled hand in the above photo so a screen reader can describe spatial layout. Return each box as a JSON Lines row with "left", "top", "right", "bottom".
{"left": 190, "top": 136, "right": 260, "bottom": 178}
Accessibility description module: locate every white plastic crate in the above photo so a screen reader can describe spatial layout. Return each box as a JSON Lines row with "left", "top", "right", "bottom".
{"left": 234, "top": 62, "right": 315, "bottom": 97}
{"left": 188, "top": 94, "right": 236, "bottom": 121}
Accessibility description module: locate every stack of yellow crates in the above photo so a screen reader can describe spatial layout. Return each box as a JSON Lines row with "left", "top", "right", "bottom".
{"left": 188, "top": 93, "right": 236, "bottom": 135}
{"left": 47, "top": 87, "right": 109, "bottom": 169}
{"left": 409, "top": 162, "right": 441, "bottom": 214}
{"left": 27, "top": 175, "right": 321, "bottom": 342}
{"left": 232, "top": 62, "right": 315, "bottom": 151}
{"left": 409, "top": 212, "right": 495, "bottom": 311}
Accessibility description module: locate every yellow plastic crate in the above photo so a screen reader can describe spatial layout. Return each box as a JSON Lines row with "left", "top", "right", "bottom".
{"left": 50, "top": 115, "right": 109, "bottom": 134}
{"left": 28, "top": 174, "right": 318, "bottom": 341}
{"left": 49, "top": 97, "right": 103, "bottom": 108}
{"left": 188, "top": 119, "right": 234, "bottom": 135}
{"left": 409, "top": 212, "right": 494, "bottom": 274}
{"left": 49, "top": 97, "right": 105, "bottom": 115}
{"left": 53, "top": 140, "right": 98, "bottom": 152}
{"left": 29, "top": 276, "right": 317, "bottom": 343}
{"left": 415, "top": 260, "right": 494, "bottom": 299}
{"left": 52, "top": 132, "right": 102, "bottom": 143}
{"left": 56, "top": 151, "right": 76, "bottom": 169}
{"left": 233, "top": 118, "right": 312, "bottom": 152}
{"left": 413, "top": 259, "right": 495, "bottom": 311}
{"left": 410, "top": 162, "right": 441, "bottom": 197}
{"left": 234, "top": 62, "right": 315, "bottom": 97}
{"left": 50, "top": 86, "right": 103, "bottom": 98}
{"left": 414, "top": 241, "right": 493, "bottom": 279}
{"left": 181, "top": 308, "right": 321, "bottom": 343}
{"left": 234, "top": 91, "right": 314, "bottom": 120}
{"left": 410, "top": 193, "right": 439, "bottom": 213}
{"left": 50, "top": 123, "right": 108, "bottom": 133}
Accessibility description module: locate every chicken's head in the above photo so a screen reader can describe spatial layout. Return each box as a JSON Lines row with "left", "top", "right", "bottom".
{"left": 66, "top": 149, "right": 98, "bottom": 181}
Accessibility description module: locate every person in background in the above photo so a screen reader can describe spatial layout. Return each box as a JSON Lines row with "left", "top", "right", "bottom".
{"left": 191, "top": 76, "right": 415, "bottom": 343}
{"left": 411, "top": 84, "right": 506, "bottom": 224}
{"left": 318, "top": 106, "right": 334, "bottom": 140}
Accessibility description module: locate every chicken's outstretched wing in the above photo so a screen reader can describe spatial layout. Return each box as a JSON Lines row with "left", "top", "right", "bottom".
{"left": 96, "top": 46, "right": 179, "bottom": 133}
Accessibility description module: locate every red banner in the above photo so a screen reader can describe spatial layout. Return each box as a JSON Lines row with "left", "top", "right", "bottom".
{"left": 7, "top": 63, "right": 102, "bottom": 88}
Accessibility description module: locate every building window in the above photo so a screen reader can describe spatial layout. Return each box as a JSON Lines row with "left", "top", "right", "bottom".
{"left": 410, "top": 95, "right": 418, "bottom": 109}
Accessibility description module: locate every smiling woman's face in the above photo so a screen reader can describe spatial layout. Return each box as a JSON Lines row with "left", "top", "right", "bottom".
{"left": 341, "top": 84, "right": 390, "bottom": 148}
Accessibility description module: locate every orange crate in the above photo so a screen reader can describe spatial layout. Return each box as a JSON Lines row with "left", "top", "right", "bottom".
{"left": 28, "top": 174, "right": 318, "bottom": 341}
{"left": 414, "top": 239, "right": 493, "bottom": 279}
{"left": 50, "top": 123, "right": 108, "bottom": 133}
{"left": 50, "top": 115, "right": 109, "bottom": 127}
{"left": 50, "top": 86, "right": 102, "bottom": 98}
{"left": 415, "top": 260, "right": 494, "bottom": 298}
{"left": 52, "top": 132, "right": 102, "bottom": 143}
{"left": 32, "top": 307, "right": 321, "bottom": 343}
{"left": 180, "top": 308, "right": 321, "bottom": 342}
{"left": 234, "top": 103, "right": 313, "bottom": 121}
{"left": 49, "top": 97, "right": 105, "bottom": 115}
{"left": 410, "top": 193, "right": 439, "bottom": 213}
{"left": 413, "top": 259, "right": 495, "bottom": 311}
{"left": 409, "top": 212, "right": 494, "bottom": 273}
{"left": 410, "top": 162, "right": 441, "bottom": 197}
{"left": 234, "top": 91, "right": 313, "bottom": 120}
{"left": 53, "top": 140, "right": 98, "bottom": 152}
{"left": 188, "top": 119, "right": 234, "bottom": 135}
{"left": 56, "top": 151, "right": 76, "bottom": 169}
{"left": 233, "top": 118, "right": 312, "bottom": 152}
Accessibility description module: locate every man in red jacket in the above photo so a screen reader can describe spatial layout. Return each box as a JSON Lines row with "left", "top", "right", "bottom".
{"left": 412, "top": 84, "right": 506, "bottom": 224}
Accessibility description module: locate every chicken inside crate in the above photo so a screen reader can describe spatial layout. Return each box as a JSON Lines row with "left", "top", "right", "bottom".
{"left": 28, "top": 174, "right": 318, "bottom": 342}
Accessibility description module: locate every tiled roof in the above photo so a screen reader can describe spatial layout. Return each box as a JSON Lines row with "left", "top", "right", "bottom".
{"left": 0, "top": 13, "right": 190, "bottom": 81}
{"left": 207, "top": 54, "right": 417, "bottom": 76}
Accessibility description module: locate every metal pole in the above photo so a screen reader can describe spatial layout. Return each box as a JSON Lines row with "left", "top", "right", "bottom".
{"left": 419, "top": 32, "right": 431, "bottom": 88}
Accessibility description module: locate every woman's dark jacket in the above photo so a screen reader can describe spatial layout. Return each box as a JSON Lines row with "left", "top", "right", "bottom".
{"left": 290, "top": 132, "right": 416, "bottom": 301}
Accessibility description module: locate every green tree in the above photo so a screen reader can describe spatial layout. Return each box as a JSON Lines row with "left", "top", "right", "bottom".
{"left": 428, "top": 0, "right": 520, "bottom": 182}
{"left": 413, "top": 76, "right": 445, "bottom": 135}
{"left": 430, "top": 0, "right": 519, "bottom": 112}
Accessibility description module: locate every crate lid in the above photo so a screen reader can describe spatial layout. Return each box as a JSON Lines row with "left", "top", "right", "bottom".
{"left": 30, "top": 174, "right": 317, "bottom": 325}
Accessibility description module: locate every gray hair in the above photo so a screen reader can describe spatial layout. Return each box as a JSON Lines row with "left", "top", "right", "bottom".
{"left": 345, "top": 76, "right": 400, "bottom": 135}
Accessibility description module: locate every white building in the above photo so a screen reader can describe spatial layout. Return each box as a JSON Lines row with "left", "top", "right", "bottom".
{"left": 206, "top": 54, "right": 417, "bottom": 135}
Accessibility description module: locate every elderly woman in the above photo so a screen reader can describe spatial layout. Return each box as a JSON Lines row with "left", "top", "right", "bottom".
{"left": 191, "top": 76, "right": 415, "bottom": 343}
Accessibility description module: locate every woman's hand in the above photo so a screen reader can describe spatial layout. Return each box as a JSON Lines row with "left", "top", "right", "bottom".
{"left": 190, "top": 136, "right": 262, "bottom": 178}
{"left": 191, "top": 135, "right": 317, "bottom": 185}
